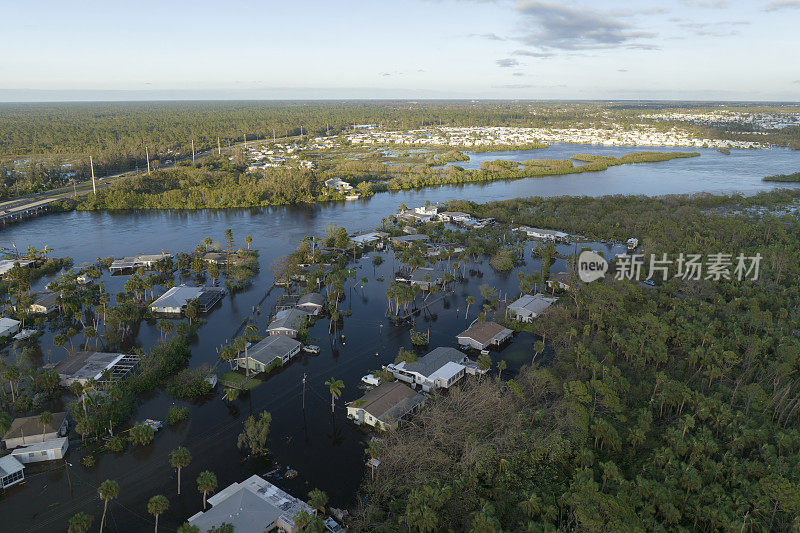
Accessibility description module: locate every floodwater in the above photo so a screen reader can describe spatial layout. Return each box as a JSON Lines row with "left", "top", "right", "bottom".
{"left": 0, "top": 143, "right": 799, "bottom": 531}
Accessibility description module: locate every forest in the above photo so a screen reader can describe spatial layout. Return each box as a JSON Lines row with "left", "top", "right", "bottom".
{"left": 763, "top": 172, "right": 800, "bottom": 182}
{"left": 2, "top": 101, "right": 798, "bottom": 200}
{"left": 353, "top": 189, "right": 800, "bottom": 531}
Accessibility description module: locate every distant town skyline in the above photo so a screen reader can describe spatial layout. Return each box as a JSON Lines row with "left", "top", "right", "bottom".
{"left": 2, "top": 0, "right": 799, "bottom": 102}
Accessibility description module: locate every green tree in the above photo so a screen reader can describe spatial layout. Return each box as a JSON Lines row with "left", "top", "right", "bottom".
{"left": 129, "top": 423, "right": 155, "bottom": 446}
{"left": 169, "top": 447, "right": 192, "bottom": 496}
{"left": 37, "top": 411, "right": 53, "bottom": 438}
{"left": 197, "top": 470, "right": 218, "bottom": 510}
{"left": 325, "top": 378, "right": 344, "bottom": 413}
{"left": 98, "top": 479, "right": 119, "bottom": 532}
{"left": 308, "top": 488, "right": 329, "bottom": 513}
{"left": 67, "top": 512, "right": 94, "bottom": 533}
{"left": 237, "top": 411, "right": 272, "bottom": 456}
{"left": 147, "top": 494, "right": 169, "bottom": 533}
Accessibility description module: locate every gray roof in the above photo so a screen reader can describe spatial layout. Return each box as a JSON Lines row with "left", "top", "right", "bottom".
{"left": 189, "top": 485, "right": 281, "bottom": 532}
{"left": 508, "top": 293, "right": 558, "bottom": 316}
{"left": 268, "top": 308, "right": 305, "bottom": 332}
{"left": 353, "top": 382, "right": 426, "bottom": 424}
{"left": 33, "top": 291, "right": 59, "bottom": 308}
{"left": 410, "top": 268, "right": 444, "bottom": 283}
{"left": 51, "top": 351, "right": 139, "bottom": 383}
{"left": 150, "top": 285, "right": 203, "bottom": 309}
{"left": 392, "top": 234, "right": 430, "bottom": 243}
{"left": 3, "top": 412, "right": 67, "bottom": 441}
{"left": 404, "top": 347, "right": 467, "bottom": 377}
{"left": 0, "top": 455, "right": 24, "bottom": 478}
{"left": 297, "top": 292, "right": 324, "bottom": 307}
{"left": 246, "top": 335, "right": 302, "bottom": 365}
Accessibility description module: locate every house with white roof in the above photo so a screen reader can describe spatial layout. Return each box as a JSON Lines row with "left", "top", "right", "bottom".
{"left": 267, "top": 308, "right": 305, "bottom": 338}
{"left": 0, "top": 317, "right": 21, "bottom": 338}
{"left": 506, "top": 293, "right": 558, "bottom": 323}
{"left": 48, "top": 351, "right": 140, "bottom": 387}
{"left": 11, "top": 437, "right": 69, "bottom": 463}
{"left": 513, "top": 226, "right": 570, "bottom": 242}
{"left": 150, "top": 285, "right": 225, "bottom": 315}
{"left": 386, "top": 347, "right": 479, "bottom": 392}
{"left": 0, "top": 455, "right": 25, "bottom": 489}
{"left": 236, "top": 335, "right": 302, "bottom": 374}
{"left": 187, "top": 474, "right": 315, "bottom": 533}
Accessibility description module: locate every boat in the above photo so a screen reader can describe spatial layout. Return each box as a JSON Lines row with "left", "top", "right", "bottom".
{"left": 13, "top": 329, "right": 37, "bottom": 340}
{"left": 143, "top": 419, "right": 163, "bottom": 431}
{"left": 345, "top": 194, "right": 360, "bottom": 201}
{"left": 324, "top": 517, "right": 345, "bottom": 533}
{"left": 303, "top": 345, "right": 320, "bottom": 354}
{"left": 361, "top": 374, "right": 380, "bottom": 387}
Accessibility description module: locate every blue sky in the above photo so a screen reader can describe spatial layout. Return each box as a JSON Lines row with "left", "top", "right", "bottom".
{"left": 1, "top": 0, "right": 799, "bottom": 101}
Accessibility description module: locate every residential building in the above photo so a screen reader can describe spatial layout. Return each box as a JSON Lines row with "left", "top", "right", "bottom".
{"left": 296, "top": 292, "right": 325, "bottom": 316}
{"left": 437, "top": 211, "right": 470, "bottom": 222}
{"left": 507, "top": 294, "right": 558, "bottom": 323}
{"left": 0, "top": 259, "right": 34, "bottom": 278}
{"left": 350, "top": 231, "right": 388, "bottom": 247}
{"left": 236, "top": 335, "right": 302, "bottom": 373}
{"left": 408, "top": 267, "right": 445, "bottom": 290}
{"left": 386, "top": 346, "right": 479, "bottom": 392}
{"left": 457, "top": 321, "right": 513, "bottom": 350}
{"left": 150, "top": 285, "right": 225, "bottom": 314}
{"left": 347, "top": 382, "right": 426, "bottom": 430}
{"left": 0, "top": 317, "right": 21, "bottom": 338}
{"left": 2, "top": 412, "right": 68, "bottom": 449}
{"left": 0, "top": 455, "right": 24, "bottom": 489}
{"left": 324, "top": 178, "right": 353, "bottom": 192}
{"left": 109, "top": 253, "right": 170, "bottom": 273}
{"left": 627, "top": 238, "right": 639, "bottom": 251}
{"left": 48, "top": 351, "right": 140, "bottom": 387}
{"left": 187, "top": 474, "right": 315, "bottom": 533}
{"left": 27, "top": 291, "right": 59, "bottom": 314}
{"left": 548, "top": 272, "right": 572, "bottom": 291}
{"left": 513, "top": 226, "right": 569, "bottom": 242}
{"left": 267, "top": 308, "right": 305, "bottom": 338}
{"left": 11, "top": 437, "right": 69, "bottom": 463}
{"left": 390, "top": 234, "right": 430, "bottom": 246}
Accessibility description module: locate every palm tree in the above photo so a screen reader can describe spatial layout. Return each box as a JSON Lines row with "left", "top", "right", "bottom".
{"left": 98, "top": 479, "right": 119, "bottom": 532}
{"left": 170, "top": 447, "right": 192, "bottom": 495}
{"left": 533, "top": 340, "right": 545, "bottom": 363}
{"left": 147, "top": 494, "right": 169, "bottom": 533}
{"left": 497, "top": 360, "right": 507, "bottom": 380}
{"left": 196, "top": 470, "right": 218, "bottom": 510}
{"left": 464, "top": 296, "right": 475, "bottom": 319}
{"left": 245, "top": 235, "right": 253, "bottom": 250}
{"left": 308, "top": 488, "right": 329, "bottom": 513}
{"left": 38, "top": 411, "right": 53, "bottom": 438}
{"left": 67, "top": 512, "right": 94, "bottom": 533}
{"left": 325, "top": 378, "right": 344, "bottom": 413}
{"left": 222, "top": 386, "right": 240, "bottom": 402}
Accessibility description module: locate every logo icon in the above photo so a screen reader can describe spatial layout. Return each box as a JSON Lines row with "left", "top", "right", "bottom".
{"left": 577, "top": 250, "right": 608, "bottom": 282}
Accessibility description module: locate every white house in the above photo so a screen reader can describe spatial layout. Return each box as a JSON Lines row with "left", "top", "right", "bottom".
{"left": 457, "top": 321, "right": 514, "bottom": 350}
{"left": 267, "top": 308, "right": 305, "bottom": 338}
{"left": 150, "top": 285, "right": 225, "bottom": 314}
{"left": 513, "top": 226, "right": 569, "bottom": 242}
{"left": 347, "top": 381, "right": 426, "bottom": 431}
{"left": 627, "top": 238, "right": 639, "bottom": 251}
{"left": 49, "top": 351, "right": 140, "bottom": 387}
{"left": 236, "top": 335, "right": 302, "bottom": 374}
{"left": 27, "top": 291, "right": 59, "bottom": 314}
{"left": 386, "top": 347, "right": 477, "bottom": 392}
{"left": 0, "top": 317, "right": 21, "bottom": 338}
{"left": 11, "top": 437, "right": 69, "bottom": 463}
{"left": 2, "top": 412, "right": 68, "bottom": 449}
{"left": 507, "top": 294, "right": 558, "bottom": 322}
{"left": 187, "top": 475, "right": 315, "bottom": 533}
{"left": 0, "top": 455, "right": 25, "bottom": 489}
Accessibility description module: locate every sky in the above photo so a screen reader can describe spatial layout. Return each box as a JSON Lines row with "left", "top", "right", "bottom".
{"left": 1, "top": 0, "right": 799, "bottom": 101}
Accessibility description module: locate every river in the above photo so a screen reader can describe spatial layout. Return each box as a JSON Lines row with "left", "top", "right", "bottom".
{"left": 0, "top": 143, "right": 799, "bottom": 531}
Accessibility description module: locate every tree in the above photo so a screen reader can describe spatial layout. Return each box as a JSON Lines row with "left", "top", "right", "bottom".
{"left": 147, "top": 494, "right": 169, "bottom": 533}
{"left": 68, "top": 512, "right": 94, "bottom": 533}
{"left": 98, "top": 479, "right": 119, "bottom": 532}
{"left": 308, "top": 488, "right": 329, "bottom": 513}
{"left": 245, "top": 235, "right": 253, "bottom": 250}
{"left": 465, "top": 296, "right": 475, "bottom": 319}
{"left": 197, "top": 470, "right": 218, "bottom": 510}
{"left": 38, "top": 411, "right": 53, "bottom": 438}
{"left": 184, "top": 298, "right": 200, "bottom": 325}
{"left": 325, "top": 378, "right": 344, "bottom": 413}
{"left": 497, "top": 360, "right": 507, "bottom": 380}
{"left": 170, "top": 447, "right": 192, "bottom": 495}
{"left": 238, "top": 411, "right": 272, "bottom": 456}
{"left": 130, "top": 423, "right": 155, "bottom": 446}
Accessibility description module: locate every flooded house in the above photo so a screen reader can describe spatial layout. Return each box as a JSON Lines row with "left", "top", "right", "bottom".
{"left": 347, "top": 381, "right": 426, "bottom": 431}
{"left": 456, "top": 321, "right": 513, "bottom": 350}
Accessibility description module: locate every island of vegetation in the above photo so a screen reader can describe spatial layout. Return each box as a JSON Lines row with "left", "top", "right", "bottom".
{"left": 763, "top": 171, "right": 800, "bottom": 182}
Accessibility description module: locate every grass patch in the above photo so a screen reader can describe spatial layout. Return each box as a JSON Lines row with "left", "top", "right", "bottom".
{"left": 219, "top": 371, "right": 262, "bottom": 390}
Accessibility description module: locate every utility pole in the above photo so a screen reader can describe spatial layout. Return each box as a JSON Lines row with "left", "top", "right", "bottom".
{"left": 217, "top": 137, "right": 221, "bottom": 155}
{"left": 191, "top": 139, "right": 195, "bottom": 162}
{"left": 146, "top": 146, "right": 151, "bottom": 175}
{"left": 89, "top": 155, "right": 96, "bottom": 195}
{"left": 302, "top": 373, "right": 307, "bottom": 410}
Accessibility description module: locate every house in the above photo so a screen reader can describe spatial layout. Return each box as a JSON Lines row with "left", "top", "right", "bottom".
{"left": 0, "top": 317, "right": 21, "bottom": 338}
{"left": 187, "top": 474, "right": 315, "bottom": 533}
{"left": 236, "top": 335, "right": 302, "bottom": 373}
{"left": 267, "top": 308, "right": 305, "bottom": 338}
{"left": 437, "top": 211, "right": 470, "bottom": 223}
{"left": 324, "top": 178, "right": 353, "bottom": 192}
{"left": 27, "top": 291, "right": 59, "bottom": 314}
{"left": 109, "top": 253, "right": 171, "bottom": 273}
{"left": 548, "top": 272, "right": 572, "bottom": 291}
{"left": 0, "top": 259, "right": 34, "bottom": 278}
{"left": 409, "top": 268, "right": 445, "bottom": 290}
{"left": 513, "top": 226, "right": 569, "bottom": 242}
{"left": 0, "top": 455, "right": 25, "bottom": 489}
{"left": 11, "top": 437, "right": 69, "bottom": 463}
{"left": 414, "top": 205, "right": 438, "bottom": 217}
{"left": 386, "top": 347, "right": 478, "bottom": 392}
{"left": 296, "top": 292, "right": 325, "bottom": 316}
{"left": 203, "top": 252, "right": 228, "bottom": 265}
{"left": 457, "top": 321, "right": 513, "bottom": 350}
{"left": 627, "top": 238, "right": 639, "bottom": 251}
{"left": 350, "top": 231, "right": 388, "bottom": 247}
{"left": 150, "top": 285, "right": 225, "bottom": 314}
{"left": 48, "top": 351, "right": 140, "bottom": 387}
{"left": 507, "top": 294, "right": 558, "bottom": 323}
{"left": 2, "top": 412, "right": 68, "bottom": 449}
{"left": 390, "top": 234, "right": 430, "bottom": 247}
{"left": 347, "top": 382, "right": 426, "bottom": 430}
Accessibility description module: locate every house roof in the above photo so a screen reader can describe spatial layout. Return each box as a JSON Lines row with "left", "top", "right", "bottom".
{"left": 297, "top": 292, "right": 324, "bottom": 307}
{"left": 268, "top": 308, "right": 305, "bottom": 332}
{"left": 51, "top": 351, "right": 139, "bottom": 382}
{"left": 392, "top": 234, "right": 430, "bottom": 244}
{"left": 33, "top": 291, "right": 59, "bottom": 308}
{"left": 410, "top": 267, "right": 444, "bottom": 283}
{"left": 508, "top": 293, "right": 558, "bottom": 316}
{"left": 351, "top": 382, "right": 424, "bottom": 423}
{"left": 11, "top": 437, "right": 68, "bottom": 454}
{"left": 3, "top": 412, "right": 66, "bottom": 441}
{"left": 0, "top": 317, "right": 21, "bottom": 331}
{"left": 457, "top": 321, "right": 513, "bottom": 345}
{"left": 246, "top": 335, "right": 302, "bottom": 365}
{"left": 0, "top": 259, "right": 34, "bottom": 276}
{"left": 150, "top": 285, "right": 203, "bottom": 309}
{"left": 402, "top": 347, "right": 467, "bottom": 378}
{"left": 0, "top": 455, "right": 24, "bottom": 478}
